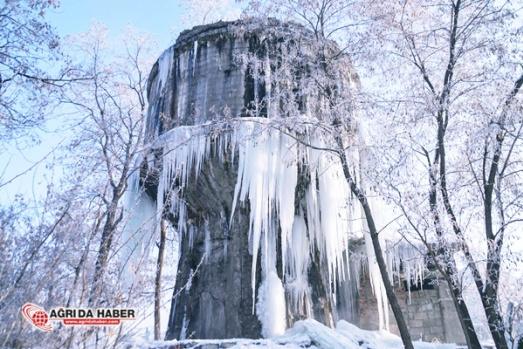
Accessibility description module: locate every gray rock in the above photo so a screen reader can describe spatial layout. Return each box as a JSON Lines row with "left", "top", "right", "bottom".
{"left": 142, "top": 19, "right": 357, "bottom": 341}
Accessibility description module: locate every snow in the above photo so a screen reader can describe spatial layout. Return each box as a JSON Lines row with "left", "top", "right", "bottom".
{"left": 131, "top": 318, "right": 458, "bottom": 349}
{"left": 285, "top": 319, "right": 361, "bottom": 349}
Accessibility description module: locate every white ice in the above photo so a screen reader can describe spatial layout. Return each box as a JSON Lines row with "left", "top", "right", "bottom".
{"left": 130, "top": 116, "right": 433, "bottom": 335}
{"left": 257, "top": 271, "right": 287, "bottom": 338}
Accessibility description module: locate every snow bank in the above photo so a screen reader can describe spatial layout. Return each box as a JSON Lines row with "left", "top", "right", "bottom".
{"left": 132, "top": 318, "right": 458, "bottom": 349}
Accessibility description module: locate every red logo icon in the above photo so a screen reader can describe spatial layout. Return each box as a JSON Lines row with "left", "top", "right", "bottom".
{"left": 22, "top": 303, "right": 53, "bottom": 332}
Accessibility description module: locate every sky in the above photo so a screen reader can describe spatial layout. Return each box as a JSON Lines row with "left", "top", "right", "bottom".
{"left": 1, "top": 1, "right": 189, "bottom": 203}
{"left": 1, "top": 0, "right": 244, "bottom": 203}
{"left": 47, "top": 0, "right": 183, "bottom": 51}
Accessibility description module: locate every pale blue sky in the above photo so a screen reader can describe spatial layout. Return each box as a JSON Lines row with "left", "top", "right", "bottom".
{"left": 1, "top": 1, "right": 186, "bottom": 203}
{"left": 2, "top": 1, "right": 247, "bottom": 203}
{"left": 47, "top": 0, "right": 183, "bottom": 50}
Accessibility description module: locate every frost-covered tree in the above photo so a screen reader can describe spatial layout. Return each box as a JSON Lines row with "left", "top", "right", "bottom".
{"left": 180, "top": 0, "right": 241, "bottom": 25}
{"left": 60, "top": 22, "right": 159, "bottom": 304}
{"left": 0, "top": 0, "right": 61, "bottom": 142}
{"left": 241, "top": 0, "right": 523, "bottom": 348}
{"left": 351, "top": 1, "right": 523, "bottom": 348}
{"left": 170, "top": 0, "right": 244, "bottom": 41}
{"left": 0, "top": 22, "right": 169, "bottom": 348}
{"left": 0, "top": 190, "right": 72, "bottom": 348}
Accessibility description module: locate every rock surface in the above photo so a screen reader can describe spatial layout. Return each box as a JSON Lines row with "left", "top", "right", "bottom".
{"left": 143, "top": 19, "right": 359, "bottom": 341}
{"left": 140, "top": 19, "right": 467, "bottom": 346}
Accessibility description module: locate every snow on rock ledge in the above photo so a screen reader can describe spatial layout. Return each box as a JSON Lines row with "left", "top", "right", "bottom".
{"left": 133, "top": 319, "right": 458, "bottom": 349}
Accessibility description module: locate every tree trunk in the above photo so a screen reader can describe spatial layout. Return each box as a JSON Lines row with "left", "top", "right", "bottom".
{"left": 155, "top": 217, "right": 167, "bottom": 340}
{"left": 336, "top": 139, "right": 414, "bottom": 349}
{"left": 90, "top": 205, "right": 117, "bottom": 305}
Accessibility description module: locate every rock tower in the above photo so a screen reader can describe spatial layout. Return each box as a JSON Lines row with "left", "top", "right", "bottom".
{"left": 137, "top": 19, "right": 465, "bottom": 345}
{"left": 140, "top": 19, "right": 361, "bottom": 340}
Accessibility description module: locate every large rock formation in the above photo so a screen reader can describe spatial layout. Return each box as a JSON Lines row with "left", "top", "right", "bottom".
{"left": 134, "top": 19, "right": 467, "bottom": 345}
{"left": 139, "top": 19, "right": 364, "bottom": 340}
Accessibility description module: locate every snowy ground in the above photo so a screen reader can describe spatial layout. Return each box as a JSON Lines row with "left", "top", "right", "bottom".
{"left": 132, "top": 318, "right": 458, "bottom": 349}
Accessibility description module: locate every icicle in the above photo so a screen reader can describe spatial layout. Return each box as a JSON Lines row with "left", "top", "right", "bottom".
{"left": 222, "top": 210, "right": 229, "bottom": 257}
{"left": 228, "top": 121, "right": 300, "bottom": 311}
{"left": 137, "top": 116, "right": 432, "bottom": 332}
{"left": 188, "top": 225, "right": 195, "bottom": 250}
{"left": 180, "top": 308, "right": 189, "bottom": 340}
{"left": 286, "top": 213, "right": 312, "bottom": 316}
{"left": 364, "top": 229, "right": 389, "bottom": 331}
{"left": 121, "top": 185, "right": 157, "bottom": 288}
{"left": 192, "top": 40, "right": 198, "bottom": 76}
{"left": 257, "top": 271, "right": 286, "bottom": 338}
{"left": 155, "top": 125, "right": 214, "bottom": 234}
{"left": 204, "top": 220, "right": 211, "bottom": 263}
{"left": 305, "top": 139, "right": 354, "bottom": 291}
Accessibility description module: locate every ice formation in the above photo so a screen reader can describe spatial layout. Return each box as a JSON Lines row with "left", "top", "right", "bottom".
{"left": 137, "top": 116, "right": 406, "bottom": 334}
{"left": 257, "top": 271, "right": 287, "bottom": 338}
{"left": 131, "top": 22, "right": 433, "bottom": 337}
{"left": 145, "top": 47, "right": 174, "bottom": 141}
{"left": 121, "top": 169, "right": 158, "bottom": 287}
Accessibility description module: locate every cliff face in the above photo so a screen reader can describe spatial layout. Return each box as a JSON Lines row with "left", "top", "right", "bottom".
{"left": 146, "top": 20, "right": 268, "bottom": 141}
{"left": 142, "top": 20, "right": 361, "bottom": 340}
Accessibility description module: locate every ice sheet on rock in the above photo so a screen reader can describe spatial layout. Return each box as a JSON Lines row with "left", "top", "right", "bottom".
{"left": 147, "top": 47, "right": 174, "bottom": 139}
{"left": 192, "top": 41, "right": 198, "bottom": 76}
